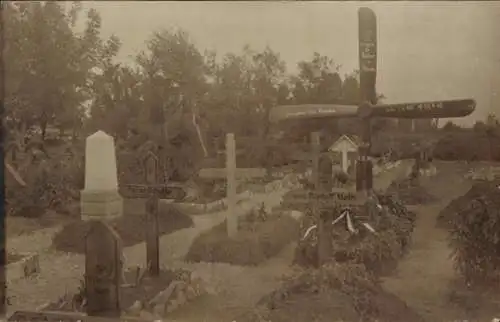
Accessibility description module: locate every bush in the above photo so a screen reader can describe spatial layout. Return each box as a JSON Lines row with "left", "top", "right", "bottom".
{"left": 434, "top": 130, "right": 500, "bottom": 161}
{"left": 6, "top": 146, "right": 84, "bottom": 218}
{"left": 437, "top": 181, "right": 498, "bottom": 229}
{"left": 448, "top": 181, "right": 500, "bottom": 288}
{"left": 185, "top": 210, "right": 299, "bottom": 266}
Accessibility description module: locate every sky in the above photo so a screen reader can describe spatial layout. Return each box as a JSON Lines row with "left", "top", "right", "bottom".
{"left": 81, "top": 1, "right": 500, "bottom": 126}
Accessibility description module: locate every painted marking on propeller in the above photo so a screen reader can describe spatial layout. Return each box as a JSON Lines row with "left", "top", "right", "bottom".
{"left": 269, "top": 104, "right": 358, "bottom": 122}
{"left": 385, "top": 102, "right": 444, "bottom": 113}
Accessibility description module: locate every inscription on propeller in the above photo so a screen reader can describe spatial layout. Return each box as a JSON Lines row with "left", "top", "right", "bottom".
{"left": 386, "top": 102, "right": 444, "bottom": 113}
{"left": 288, "top": 107, "right": 338, "bottom": 117}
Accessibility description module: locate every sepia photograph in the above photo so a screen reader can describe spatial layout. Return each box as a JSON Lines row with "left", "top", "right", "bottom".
{"left": 2, "top": 1, "right": 500, "bottom": 321}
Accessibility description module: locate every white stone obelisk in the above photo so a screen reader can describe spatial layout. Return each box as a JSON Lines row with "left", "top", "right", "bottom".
{"left": 80, "top": 130, "right": 123, "bottom": 220}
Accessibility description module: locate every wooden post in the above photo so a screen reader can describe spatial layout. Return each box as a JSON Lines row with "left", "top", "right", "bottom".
{"left": 85, "top": 221, "right": 122, "bottom": 318}
{"left": 226, "top": 133, "right": 237, "bottom": 237}
{"left": 311, "top": 132, "right": 330, "bottom": 266}
{"left": 144, "top": 151, "right": 160, "bottom": 276}
{"left": 311, "top": 132, "right": 320, "bottom": 188}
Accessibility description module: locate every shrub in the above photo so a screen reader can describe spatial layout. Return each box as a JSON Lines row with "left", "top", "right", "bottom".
{"left": 448, "top": 181, "right": 500, "bottom": 288}
{"left": 434, "top": 130, "right": 500, "bottom": 161}
{"left": 6, "top": 146, "right": 84, "bottom": 218}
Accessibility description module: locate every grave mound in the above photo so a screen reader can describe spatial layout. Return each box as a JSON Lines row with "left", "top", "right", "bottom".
{"left": 293, "top": 193, "right": 416, "bottom": 275}
{"left": 386, "top": 177, "right": 437, "bottom": 205}
{"left": 437, "top": 179, "right": 500, "bottom": 229}
{"left": 52, "top": 202, "right": 193, "bottom": 253}
{"left": 185, "top": 207, "right": 299, "bottom": 266}
{"left": 235, "top": 263, "right": 424, "bottom": 322}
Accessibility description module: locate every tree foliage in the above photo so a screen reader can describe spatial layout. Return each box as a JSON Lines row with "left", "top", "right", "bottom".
{"left": 4, "top": 3, "right": 388, "bottom": 217}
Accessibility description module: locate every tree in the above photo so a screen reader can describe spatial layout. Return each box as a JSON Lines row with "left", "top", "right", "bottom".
{"left": 133, "top": 28, "right": 210, "bottom": 180}
{"left": 294, "top": 52, "right": 343, "bottom": 104}
{"left": 4, "top": 2, "right": 120, "bottom": 147}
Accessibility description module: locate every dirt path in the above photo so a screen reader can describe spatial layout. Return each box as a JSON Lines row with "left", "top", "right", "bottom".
{"left": 382, "top": 162, "right": 474, "bottom": 322}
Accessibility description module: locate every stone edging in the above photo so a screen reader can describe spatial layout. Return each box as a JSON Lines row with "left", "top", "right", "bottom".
{"left": 32, "top": 270, "right": 207, "bottom": 319}
{"left": 139, "top": 271, "right": 206, "bottom": 317}
{"left": 7, "top": 252, "right": 40, "bottom": 285}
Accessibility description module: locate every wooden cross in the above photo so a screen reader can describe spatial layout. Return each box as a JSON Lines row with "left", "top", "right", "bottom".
{"left": 121, "top": 151, "right": 183, "bottom": 276}
{"left": 199, "top": 133, "right": 267, "bottom": 237}
{"left": 305, "top": 132, "right": 367, "bottom": 265}
{"left": 272, "top": 8, "right": 476, "bottom": 266}
{"left": 269, "top": 7, "right": 476, "bottom": 193}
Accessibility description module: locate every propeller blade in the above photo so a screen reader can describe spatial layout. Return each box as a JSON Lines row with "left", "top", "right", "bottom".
{"left": 370, "top": 99, "right": 476, "bottom": 118}
{"left": 359, "top": 7, "right": 378, "bottom": 104}
{"left": 269, "top": 104, "right": 359, "bottom": 122}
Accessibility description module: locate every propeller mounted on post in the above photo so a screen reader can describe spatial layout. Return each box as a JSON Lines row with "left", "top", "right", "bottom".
{"left": 269, "top": 7, "right": 476, "bottom": 194}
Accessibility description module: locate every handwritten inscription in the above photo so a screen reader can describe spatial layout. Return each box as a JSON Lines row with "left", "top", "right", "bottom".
{"left": 283, "top": 189, "right": 363, "bottom": 207}
{"left": 386, "top": 102, "right": 444, "bottom": 114}
{"left": 359, "top": 38, "right": 376, "bottom": 73}
{"left": 125, "top": 184, "right": 169, "bottom": 195}
{"left": 308, "top": 190, "right": 358, "bottom": 202}
{"left": 287, "top": 107, "right": 338, "bottom": 117}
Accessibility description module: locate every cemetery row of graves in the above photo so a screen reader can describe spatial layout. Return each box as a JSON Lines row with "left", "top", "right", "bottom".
{"left": 5, "top": 4, "right": 500, "bottom": 321}
{"left": 6, "top": 129, "right": 416, "bottom": 321}
{"left": 7, "top": 133, "right": 500, "bottom": 322}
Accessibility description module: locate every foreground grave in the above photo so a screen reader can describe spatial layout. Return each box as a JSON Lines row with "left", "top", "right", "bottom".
{"left": 235, "top": 263, "right": 425, "bottom": 322}
{"left": 185, "top": 207, "right": 299, "bottom": 266}
{"left": 26, "top": 221, "right": 205, "bottom": 321}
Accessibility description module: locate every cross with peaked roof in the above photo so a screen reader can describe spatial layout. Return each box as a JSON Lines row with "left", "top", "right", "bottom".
{"left": 269, "top": 7, "right": 476, "bottom": 193}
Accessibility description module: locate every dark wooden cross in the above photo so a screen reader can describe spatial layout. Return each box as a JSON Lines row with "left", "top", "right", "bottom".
{"left": 271, "top": 7, "right": 476, "bottom": 266}
{"left": 269, "top": 7, "right": 476, "bottom": 193}
{"left": 122, "top": 151, "right": 176, "bottom": 277}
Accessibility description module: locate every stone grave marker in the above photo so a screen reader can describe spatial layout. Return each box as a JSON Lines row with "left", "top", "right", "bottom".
{"left": 81, "top": 130, "right": 123, "bottom": 221}
{"left": 85, "top": 220, "right": 122, "bottom": 318}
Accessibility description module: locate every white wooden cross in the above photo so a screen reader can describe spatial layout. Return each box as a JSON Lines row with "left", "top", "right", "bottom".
{"left": 199, "top": 133, "right": 267, "bottom": 237}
